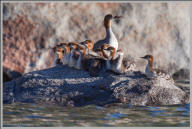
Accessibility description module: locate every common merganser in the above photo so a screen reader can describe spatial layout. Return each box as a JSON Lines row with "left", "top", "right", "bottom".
{"left": 61, "top": 45, "right": 71, "bottom": 65}
{"left": 54, "top": 44, "right": 64, "bottom": 66}
{"left": 141, "top": 54, "right": 174, "bottom": 83}
{"left": 68, "top": 42, "right": 79, "bottom": 67}
{"left": 73, "top": 45, "right": 86, "bottom": 70}
{"left": 101, "top": 44, "right": 136, "bottom": 74}
{"left": 77, "top": 45, "right": 107, "bottom": 76}
{"left": 81, "top": 56, "right": 106, "bottom": 77}
{"left": 93, "top": 14, "right": 122, "bottom": 52}
{"left": 80, "top": 40, "right": 94, "bottom": 55}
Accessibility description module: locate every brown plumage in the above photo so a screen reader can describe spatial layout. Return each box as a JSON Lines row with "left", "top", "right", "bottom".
{"left": 80, "top": 40, "right": 94, "bottom": 54}
{"left": 101, "top": 43, "right": 116, "bottom": 60}
{"left": 141, "top": 54, "right": 174, "bottom": 83}
{"left": 55, "top": 46, "right": 64, "bottom": 64}
{"left": 104, "top": 14, "right": 113, "bottom": 29}
{"left": 93, "top": 14, "right": 122, "bottom": 51}
{"left": 63, "top": 45, "right": 70, "bottom": 55}
{"left": 101, "top": 44, "right": 136, "bottom": 74}
{"left": 103, "top": 14, "right": 122, "bottom": 29}
{"left": 53, "top": 43, "right": 68, "bottom": 65}
{"left": 82, "top": 57, "right": 106, "bottom": 77}
{"left": 68, "top": 42, "right": 79, "bottom": 50}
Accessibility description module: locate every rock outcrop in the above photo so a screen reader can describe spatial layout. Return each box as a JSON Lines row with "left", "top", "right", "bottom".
{"left": 3, "top": 3, "right": 190, "bottom": 82}
{"left": 3, "top": 65, "right": 189, "bottom": 107}
{"left": 3, "top": 67, "right": 22, "bottom": 83}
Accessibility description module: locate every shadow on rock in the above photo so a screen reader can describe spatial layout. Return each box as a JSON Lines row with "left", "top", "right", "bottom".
{"left": 3, "top": 66, "right": 190, "bottom": 107}
{"left": 3, "top": 67, "right": 22, "bottom": 83}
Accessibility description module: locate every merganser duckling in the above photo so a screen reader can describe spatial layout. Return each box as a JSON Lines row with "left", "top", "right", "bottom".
{"left": 101, "top": 44, "right": 136, "bottom": 74}
{"left": 81, "top": 56, "right": 106, "bottom": 77}
{"left": 53, "top": 44, "right": 64, "bottom": 66}
{"left": 93, "top": 14, "right": 122, "bottom": 52}
{"left": 88, "top": 58, "right": 106, "bottom": 77}
{"left": 73, "top": 45, "right": 86, "bottom": 70}
{"left": 141, "top": 54, "right": 174, "bottom": 83}
{"left": 77, "top": 45, "right": 107, "bottom": 76}
{"left": 68, "top": 42, "right": 79, "bottom": 67}
{"left": 61, "top": 45, "right": 71, "bottom": 65}
{"left": 80, "top": 40, "right": 94, "bottom": 55}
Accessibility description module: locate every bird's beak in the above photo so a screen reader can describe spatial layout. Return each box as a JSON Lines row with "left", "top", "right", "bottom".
{"left": 140, "top": 56, "right": 146, "bottom": 59}
{"left": 113, "top": 16, "right": 122, "bottom": 19}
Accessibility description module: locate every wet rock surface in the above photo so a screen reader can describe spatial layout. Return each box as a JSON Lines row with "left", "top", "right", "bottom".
{"left": 3, "top": 66, "right": 189, "bottom": 107}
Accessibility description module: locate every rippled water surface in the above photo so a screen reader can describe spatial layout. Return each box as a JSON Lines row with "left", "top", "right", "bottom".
{"left": 3, "top": 80, "right": 190, "bottom": 127}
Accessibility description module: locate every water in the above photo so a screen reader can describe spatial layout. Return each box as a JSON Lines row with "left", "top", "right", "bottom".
{"left": 3, "top": 80, "right": 190, "bottom": 127}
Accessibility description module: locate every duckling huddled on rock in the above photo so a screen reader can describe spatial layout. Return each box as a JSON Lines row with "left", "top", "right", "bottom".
{"left": 52, "top": 13, "right": 173, "bottom": 84}
{"left": 53, "top": 43, "right": 66, "bottom": 66}
{"left": 101, "top": 43, "right": 136, "bottom": 74}
{"left": 52, "top": 14, "right": 137, "bottom": 76}
{"left": 141, "top": 54, "right": 175, "bottom": 85}
{"left": 53, "top": 41, "right": 136, "bottom": 76}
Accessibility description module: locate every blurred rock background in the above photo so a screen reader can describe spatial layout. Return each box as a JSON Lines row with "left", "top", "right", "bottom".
{"left": 3, "top": 3, "right": 190, "bottom": 82}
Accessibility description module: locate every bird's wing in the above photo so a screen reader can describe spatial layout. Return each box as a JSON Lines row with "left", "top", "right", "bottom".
{"left": 93, "top": 39, "right": 106, "bottom": 51}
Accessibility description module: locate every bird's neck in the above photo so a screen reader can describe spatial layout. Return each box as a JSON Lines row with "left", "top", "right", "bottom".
{"left": 104, "top": 19, "right": 115, "bottom": 37}
{"left": 146, "top": 60, "right": 153, "bottom": 72}
{"left": 104, "top": 19, "right": 111, "bottom": 29}
{"left": 105, "top": 26, "right": 114, "bottom": 37}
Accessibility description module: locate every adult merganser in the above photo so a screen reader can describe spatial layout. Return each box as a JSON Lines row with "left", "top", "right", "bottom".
{"left": 93, "top": 14, "right": 122, "bottom": 52}
{"left": 101, "top": 44, "right": 136, "bottom": 74}
{"left": 141, "top": 54, "right": 174, "bottom": 83}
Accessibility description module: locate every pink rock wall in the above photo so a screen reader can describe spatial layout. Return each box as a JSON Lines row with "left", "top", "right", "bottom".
{"left": 3, "top": 3, "right": 190, "bottom": 76}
